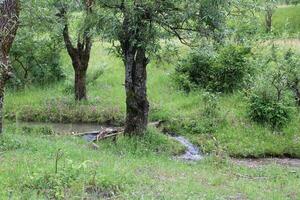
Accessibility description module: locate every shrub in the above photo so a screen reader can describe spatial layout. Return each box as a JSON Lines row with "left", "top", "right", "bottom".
{"left": 248, "top": 92, "right": 292, "bottom": 130}
{"left": 247, "top": 46, "right": 296, "bottom": 130}
{"left": 174, "top": 51, "right": 213, "bottom": 92}
{"left": 174, "top": 44, "right": 252, "bottom": 93}
{"left": 212, "top": 44, "right": 252, "bottom": 93}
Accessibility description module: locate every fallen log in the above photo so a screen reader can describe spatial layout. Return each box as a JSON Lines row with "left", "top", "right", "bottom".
{"left": 75, "top": 121, "right": 164, "bottom": 142}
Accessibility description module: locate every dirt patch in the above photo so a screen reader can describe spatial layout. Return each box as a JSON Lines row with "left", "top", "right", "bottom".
{"left": 231, "top": 158, "right": 300, "bottom": 168}
{"left": 85, "top": 185, "right": 119, "bottom": 200}
{"left": 263, "top": 39, "right": 300, "bottom": 49}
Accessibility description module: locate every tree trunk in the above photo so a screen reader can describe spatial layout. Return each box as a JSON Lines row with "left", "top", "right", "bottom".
{"left": 0, "top": 0, "right": 20, "bottom": 134}
{"left": 265, "top": 8, "right": 273, "bottom": 33}
{"left": 124, "top": 48, "right": 149, "bottom": 136}
{"left": 291, "top": 80, "right": 300, "bottom": 106}
{"left": 0, "top": 78, "right": 5, "bottom": 134}
{"left": 74, "top": 67, "right": 87, "bottom": 101}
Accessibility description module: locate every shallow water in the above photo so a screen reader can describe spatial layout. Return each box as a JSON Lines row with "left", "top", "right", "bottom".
{"left": 16, "top": 121, "right": 104, "bottom": 135}
{"left": 172, "top": 136, "right": 203, "bottom": 161}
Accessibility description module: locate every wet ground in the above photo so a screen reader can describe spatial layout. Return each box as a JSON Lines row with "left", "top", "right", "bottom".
{"left": 231, "top": 158, "right": 300, "bottom": 168}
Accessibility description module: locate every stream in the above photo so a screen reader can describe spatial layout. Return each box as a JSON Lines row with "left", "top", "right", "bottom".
{"left": 15, "top": 122, "right": 204, "bottom": 161}
{"left": 12, "top": 122, "right": 300, "bottom": 166}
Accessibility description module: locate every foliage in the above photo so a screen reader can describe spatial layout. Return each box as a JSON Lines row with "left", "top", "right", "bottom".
{"left": 9, "top": 0, "right": 65, "bottom": 88}
{"left": 247, "top": 46, "right": 296, "bottom": 130}
{"left": 174, "top": 44, "right": 252, "bottom": 93}
{"left": 248, "top": 92, "right": 292, "bottom": 129}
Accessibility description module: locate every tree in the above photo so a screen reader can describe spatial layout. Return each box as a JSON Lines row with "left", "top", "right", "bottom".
{"left": 0, "top": 0, "right": 20, "bottom": 134}
{"left": 98, "top": 0, "right": 228, "bottom": 135}
{"left": 264, "top": 0, "right": 277, "bottom": 33}
{"left": 57, "top": 0, "right": 94, "bottom": 101}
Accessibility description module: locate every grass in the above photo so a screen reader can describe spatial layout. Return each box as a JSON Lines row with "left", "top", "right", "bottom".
{"left": 273, "top": 4, "right": 300, "bottom": 35}
{"left": 1, "top": 125, "right": 300, "bottom": 199}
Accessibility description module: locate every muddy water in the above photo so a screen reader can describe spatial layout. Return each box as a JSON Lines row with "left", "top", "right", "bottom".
{"left": 16, "top": 122, "right": 105, "bottom": 135}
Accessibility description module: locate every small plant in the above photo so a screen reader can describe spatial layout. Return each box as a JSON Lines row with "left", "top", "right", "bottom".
{"left": 23, "top": 150, "right": 80, "bottom": 199}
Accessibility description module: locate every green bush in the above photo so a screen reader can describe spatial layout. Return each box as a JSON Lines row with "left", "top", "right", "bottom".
{"left": 212, "top": 45, "right": 252, "bottom": 93}
{"left": 247, "top": 46, "right": 296, "bottom": 130}
{"left": 174, "top": 44, "right": 252, "bottom": 93}
{"left": 248, "top": 92, "right": 292, "bottom": 130}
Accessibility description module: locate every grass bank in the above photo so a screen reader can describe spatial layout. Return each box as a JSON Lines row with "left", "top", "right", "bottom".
{"left": 0, "top": 126, "right": 300, "bottom": 199}
{"left": 273, "top": 4, "right": 300, "bottom": 35}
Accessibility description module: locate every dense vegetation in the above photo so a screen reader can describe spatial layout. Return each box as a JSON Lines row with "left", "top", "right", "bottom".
{"left": 1, "top": 0, "right": 300, "bottom": 199}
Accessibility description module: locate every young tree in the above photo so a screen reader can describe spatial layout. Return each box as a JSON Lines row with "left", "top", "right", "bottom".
{"left": 0, "top": 0, "right": 20, "bottom": 134}
{"left": 57, "top": 0, "right": 94, "bottom": 101}
{"left": 98, "top": 0, "right": 228, "bottom": 135}
{"left": 264, "top": 0, "right": 277, "bottom": 33}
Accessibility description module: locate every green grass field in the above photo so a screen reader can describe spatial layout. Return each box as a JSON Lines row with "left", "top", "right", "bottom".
{"left": 273, "top": 4, "right": 300, "bottom": 35}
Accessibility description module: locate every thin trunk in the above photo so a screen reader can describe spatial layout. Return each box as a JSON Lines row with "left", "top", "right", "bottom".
{"left": 124, "top": 48, "right": 149, "bottom": 135}
{"left": 291, "top": 80, "right": 300, "bottom": 106}
{"left": 265, "top": 8, "right": 273, "bottom": 33}
{"left": 0, "top": 65, "right": 6, "bottom": 134}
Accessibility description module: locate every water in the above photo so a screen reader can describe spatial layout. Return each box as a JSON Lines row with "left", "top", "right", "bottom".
{"left": 172, "top": 136, "right": 203, "bottom": 161}
{"left": 16, "top": 122, "right": 104, "bottom": 135}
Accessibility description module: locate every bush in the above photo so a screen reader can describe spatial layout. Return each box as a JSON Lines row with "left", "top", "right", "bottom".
{"left": 174, "top": 44, "right": 252, "bottom": 93}
{"left": 212, "top": 45, "right": 252, "bottom": 93}
{"left": 249, "top": 92, "right": 292, "bottom": 130}
{"left": 247, "top": 46, "right": 296, "bottom": 130}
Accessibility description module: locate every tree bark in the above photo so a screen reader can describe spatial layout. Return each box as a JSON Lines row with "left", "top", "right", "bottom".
{"left": 123, "top": 48, "right": 149, "bottom": 136}
{"left": 0, "top": 0, "right": 20, "bottom": 134}
{"left": 74, "top": 67, "right": 87, "bottom": 101}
